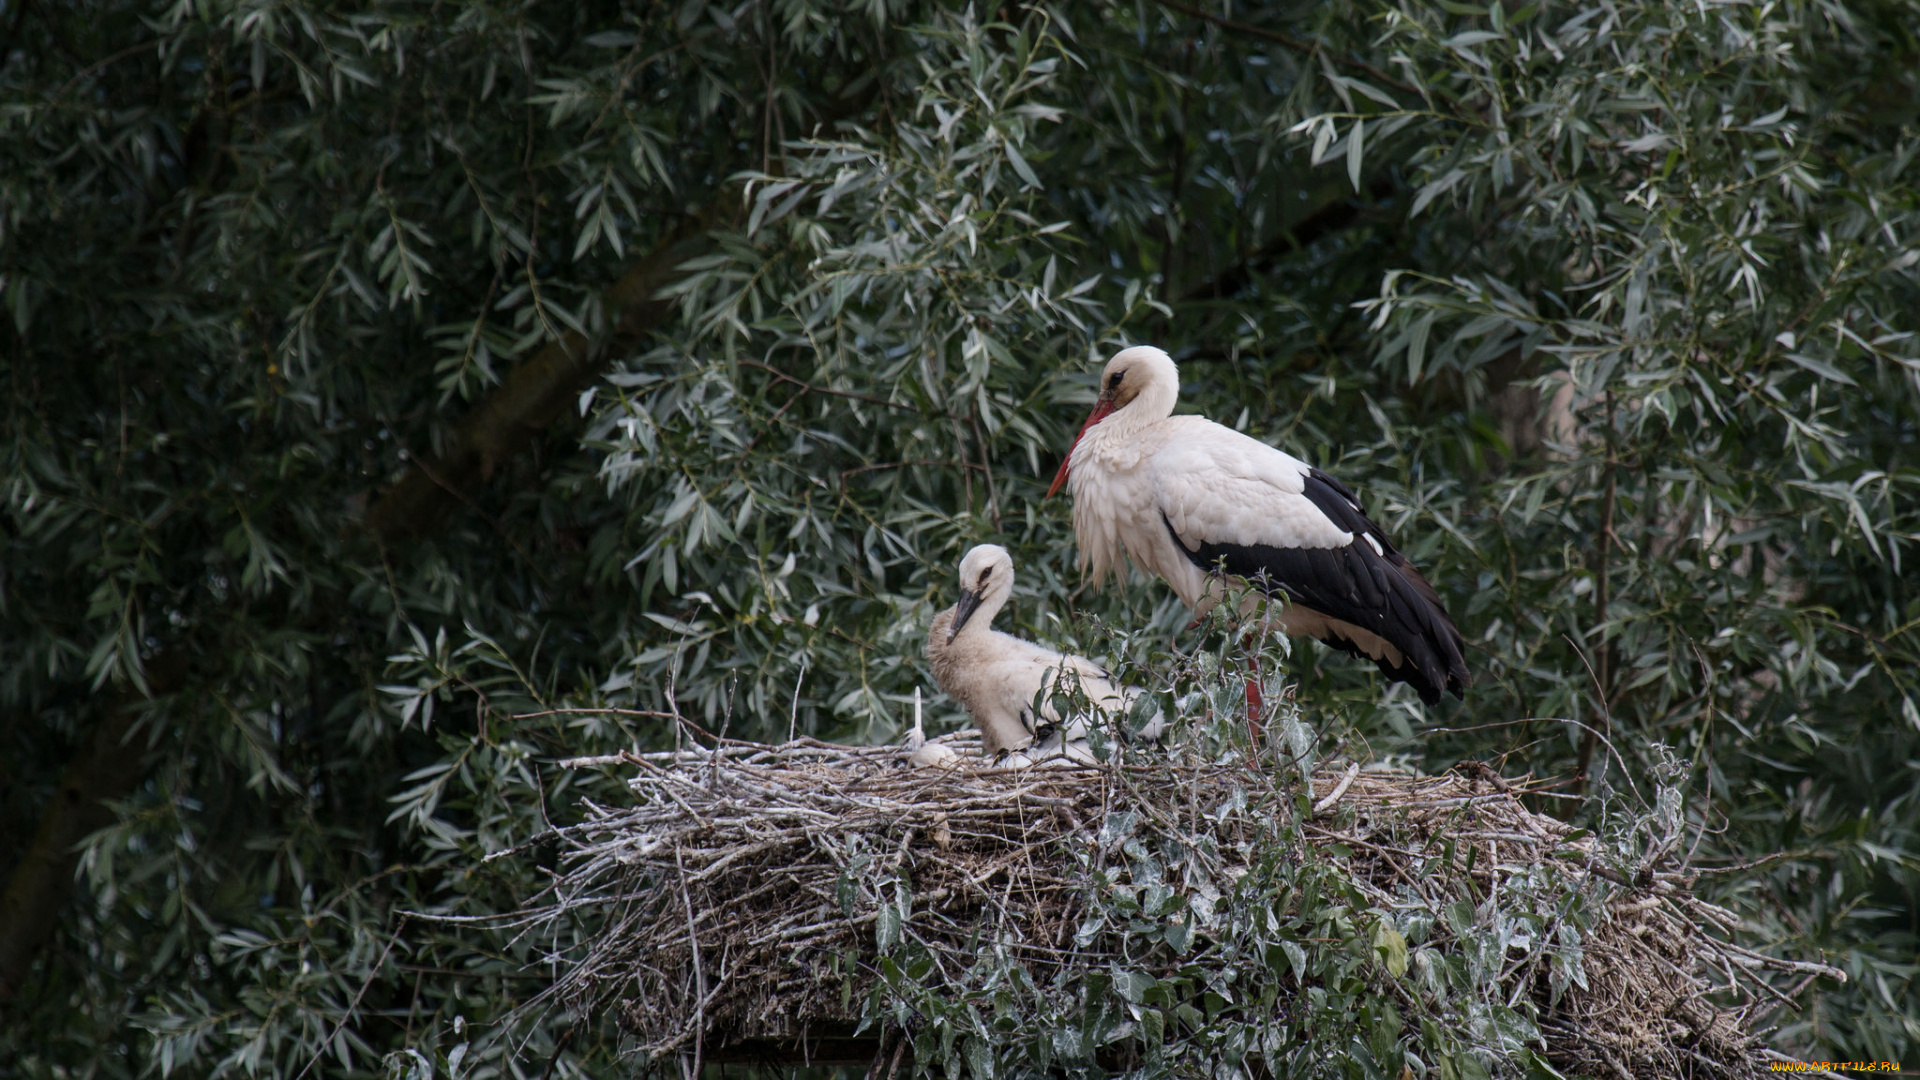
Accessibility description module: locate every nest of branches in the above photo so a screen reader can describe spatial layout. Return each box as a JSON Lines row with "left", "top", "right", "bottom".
{"left": 529, "top": 733, "right": 1838, "bottom": 1079}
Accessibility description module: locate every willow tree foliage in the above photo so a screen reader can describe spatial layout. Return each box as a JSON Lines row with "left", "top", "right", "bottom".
{"left": 2, "top": 0, "right": 1916, "bottom": 1075}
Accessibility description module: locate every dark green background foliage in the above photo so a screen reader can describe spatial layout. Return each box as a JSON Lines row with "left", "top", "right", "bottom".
{"left": 3, "top": 0, "right": 1916, "bottom": 1073}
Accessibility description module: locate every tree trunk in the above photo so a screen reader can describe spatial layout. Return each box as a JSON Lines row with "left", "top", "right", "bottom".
{"left": 0, "top": 652, "right": 187, "bottom": 1007}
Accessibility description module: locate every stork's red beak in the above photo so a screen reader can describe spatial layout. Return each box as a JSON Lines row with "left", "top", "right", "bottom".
{"left": 1046, "top": 399, "right": 1115, "bottom": 498}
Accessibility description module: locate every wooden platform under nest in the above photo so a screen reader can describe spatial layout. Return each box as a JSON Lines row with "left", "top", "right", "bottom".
{"left": 525, "top": 732, "right": 1842, "bottom": 1079}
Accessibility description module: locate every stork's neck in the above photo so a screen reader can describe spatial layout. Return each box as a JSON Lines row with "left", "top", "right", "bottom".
{"left": 952, "top": 583, "right": 1012, "bottom": 641}
{"left": 1082, "top": 374, "right": 1177, "bottom": 457}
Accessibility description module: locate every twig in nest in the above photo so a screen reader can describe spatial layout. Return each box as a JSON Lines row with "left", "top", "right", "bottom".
{"left": 1312, "top": 762, "right": 1361, "bottom": 816}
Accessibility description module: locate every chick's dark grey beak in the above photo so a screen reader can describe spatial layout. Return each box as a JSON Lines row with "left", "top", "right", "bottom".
{"left": 948, "top": 589, "right": 984, "bottom": 643}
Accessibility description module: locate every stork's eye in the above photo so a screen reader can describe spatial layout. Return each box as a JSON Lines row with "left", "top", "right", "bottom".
{"left": 979, "top": 569, "right": 992, "bottom": 582}
{"left": 1108, "top": 371, "right": 1124, "bottom": 388}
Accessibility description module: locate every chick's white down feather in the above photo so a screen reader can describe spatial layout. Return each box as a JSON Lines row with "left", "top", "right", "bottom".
{"left": 925, "top": 545, "right": 1163, "bottom": 764}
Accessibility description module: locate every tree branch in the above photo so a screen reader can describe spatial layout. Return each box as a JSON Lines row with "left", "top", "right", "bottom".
{"left": 1576, "top": 394, "right": 1619, "bottom": 790}
{"left": 1153, "top": 0, "right": 1417, "bottom": 96}
{"left": 736, "top": 360, "right": 918, "bottom": 411}
{"left": 1180, "top": 175, "right": 1395, "bottom": 304}
{"left": 365, "top": 89, "right": 883, "bottom": 544}
{"left": 365, "top": 208, "right": 727, "bottom": 542}
{"left": 0, "top": 651, "right": 187, "bottom": 1006}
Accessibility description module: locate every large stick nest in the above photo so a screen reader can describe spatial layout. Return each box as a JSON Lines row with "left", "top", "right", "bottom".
{"left": 532, "top": 733, "right": 1838, "bottom": 1079}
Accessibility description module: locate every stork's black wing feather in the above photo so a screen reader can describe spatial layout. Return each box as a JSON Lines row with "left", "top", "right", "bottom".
{"left": 1165, "top": 468, "right": 1470, "bottom": 703}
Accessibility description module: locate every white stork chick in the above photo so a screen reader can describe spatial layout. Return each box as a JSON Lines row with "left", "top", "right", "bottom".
{"left": 926, "top": 544, "right": 1163, "bottom": 764}
{"left": 1046, "top": 346, "right": 1470, "bottom": 704}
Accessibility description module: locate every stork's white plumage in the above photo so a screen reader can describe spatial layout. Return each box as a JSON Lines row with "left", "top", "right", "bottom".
{"left": 926, "top": 544, "right": 1163, "bottom": 763}
{"left": 1046, "top": 346, "right": 1470, "bottom": 704}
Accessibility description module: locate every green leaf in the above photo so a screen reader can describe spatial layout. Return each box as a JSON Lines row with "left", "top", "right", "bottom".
{"left": 1444, "top": 30, "right": 1503, "bottom": 48}
{"left": 1004, "top": 138, "right": 1041, "bottom": 189}
{"left": 1373, "top": 922, "right": 1409, "bottom": 978}
{"left": 1347, "top": 117, "right": 1365, "bottom": 192}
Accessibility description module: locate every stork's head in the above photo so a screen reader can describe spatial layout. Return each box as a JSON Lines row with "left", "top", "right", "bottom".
{"left": 949, "top": 544, "right": 1015, "bottom": 641}
{"left": 1046, "top": 346, "right": 1180, "bottom": 497}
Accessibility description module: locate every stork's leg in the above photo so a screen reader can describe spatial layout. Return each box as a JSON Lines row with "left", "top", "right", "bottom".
{"left": 1184, "top": 617, "right": 1266, "bottom": 741}
{"left": 1242, "top": 633, "right": 1264, "bottom": 742}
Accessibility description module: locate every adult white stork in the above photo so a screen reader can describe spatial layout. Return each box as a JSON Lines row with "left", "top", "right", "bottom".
{"left": 1045, "top": 346, "right": 1470, "bottom": 705}
{"left": 926, "top": 544, "right": 1164, "bottom": 765}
